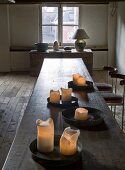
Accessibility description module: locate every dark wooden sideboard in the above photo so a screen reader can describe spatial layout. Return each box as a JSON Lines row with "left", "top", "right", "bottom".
{"left": 2, "top": 58, "right": 125, "bottom": 170}
{"left": 29, "top": 49, "right": 93, "bottom": 76}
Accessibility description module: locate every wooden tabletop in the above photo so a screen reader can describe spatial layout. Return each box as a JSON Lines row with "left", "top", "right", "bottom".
{"left": 2, "top": 59, "right": 125, "bottom": 170}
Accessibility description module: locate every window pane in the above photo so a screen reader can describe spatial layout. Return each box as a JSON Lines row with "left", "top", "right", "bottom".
{"left": 62, "top": 7, "right": 79, "bottom": 25}
{"left": 42, "top": 7, "right": 58, "bottom": 25}
{"left": 42, "top": 26, "right": 58, "bottom": 43}
{"left": 62, "top": 26, "right": 78, "bottom": 43}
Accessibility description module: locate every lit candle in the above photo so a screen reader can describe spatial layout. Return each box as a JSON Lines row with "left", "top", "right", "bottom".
{"left": 72, "top": 73, "right": 81, "bottom": 84}
{"left": 60, "top": 127, "right": 80, "bottom": 155}
{"left": 50, "top": 90, "right": 60, "bottom": 103}
{"left": 74, "top": 107, "right": 89, "bottom": 120}
{"left": 61, "top": 88, "right": 72, "bottom": 102}
{"left": 36, "top": 118, "right": 54, "bottom": 153}
{"left": 76, "top": 76, "right": 86, "bottom": 86}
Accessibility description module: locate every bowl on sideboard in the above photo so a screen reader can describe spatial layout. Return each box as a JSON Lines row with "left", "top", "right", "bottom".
{"left": 35, "top": 43, "right": 48, "bottom": 52}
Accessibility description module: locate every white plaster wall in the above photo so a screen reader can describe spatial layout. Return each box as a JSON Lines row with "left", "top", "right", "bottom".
{"left": 9, "top": 4, "right": 39, "bottom": 71}
{"left": 108, "top": 2, "right": 117, "bottom": 67}
{"left": 0, "top": 5, "right": 10, "bottom": 72}
{"left": 9, "top": 4, "right": 39, "bottom": 46}
{"left": 79, "top": 4, "right": 108, "bottom": 46}
{"left": 116, "top": 2, "right": 125, "bottom": 74}
{"left": 79, "top": 4, "right": 116, "bottom": 69}
{"left": 93, "top": 51, "right": 108, "bottom": 69}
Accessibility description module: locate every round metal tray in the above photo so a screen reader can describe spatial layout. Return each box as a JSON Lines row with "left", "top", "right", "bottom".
{"left": 47, "top": 96, "right": 79, "bottom": 108}
{"left": 62, "top": 107, "right": 104, "bottom": 128}
{"left": 29, "top": 135, "right": 82, "bottom": 167}
{"left": 68, "top": 81, "right": 94, "bottom": 92}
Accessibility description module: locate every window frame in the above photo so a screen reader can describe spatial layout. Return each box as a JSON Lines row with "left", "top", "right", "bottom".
{"left": 40, "top": 4, "right": 79, "bottom": 46}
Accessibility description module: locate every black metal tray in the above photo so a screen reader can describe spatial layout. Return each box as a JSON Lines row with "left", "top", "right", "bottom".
{"left": 29, "top": 135, "right": 82, "bottom": 167}
{"left": 62, "top": 107, "right": 104, "bottom": 128}
{"left": 68, "top": 81, "right": 94, "bottom": 92}
{"left": 47, "top": 96, "right": 78, "bottom": 108}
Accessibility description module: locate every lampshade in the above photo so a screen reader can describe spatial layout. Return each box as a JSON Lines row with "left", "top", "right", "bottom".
{"left": 72, "top": 29, "right": 89, "bottom": 40}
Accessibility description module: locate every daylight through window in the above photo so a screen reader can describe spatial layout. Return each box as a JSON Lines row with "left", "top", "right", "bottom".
{"left": 41, "top": 5, "right": 79, "bottom": 45}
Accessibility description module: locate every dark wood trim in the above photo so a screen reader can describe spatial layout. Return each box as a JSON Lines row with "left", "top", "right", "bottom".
{"left": 91, "top": 48, "right": 108, "bottom": 51}
{"left": 10, "top": 46, "right": 33, "bottom": 52}
{"left": 5, "top": 0, "right": 110, "bottom": 4}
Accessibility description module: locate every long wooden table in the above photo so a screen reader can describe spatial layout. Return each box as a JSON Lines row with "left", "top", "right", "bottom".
{"left": 3, "top": 59, "right": 125, "bottom": 170}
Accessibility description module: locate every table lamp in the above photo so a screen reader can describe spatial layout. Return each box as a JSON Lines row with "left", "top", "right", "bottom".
{"left": 72, "top": 29, "right": 89, "bottom": 52}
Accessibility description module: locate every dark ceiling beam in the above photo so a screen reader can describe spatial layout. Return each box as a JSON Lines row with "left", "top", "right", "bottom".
{"left": 1, "top": 0, "right": 124, "bottom": 4}
{"left": 0, "top": 0, "right": 15, "bottom": 3}
{"left": 14, "top": 0, "right": 109, "bottom": 4}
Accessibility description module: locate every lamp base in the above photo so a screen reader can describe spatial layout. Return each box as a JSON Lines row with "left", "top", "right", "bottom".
{"left": 75, "top": 40, "right": 86, "bottom": 52}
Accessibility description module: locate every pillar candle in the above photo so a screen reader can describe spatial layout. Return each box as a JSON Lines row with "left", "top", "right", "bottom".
{"left": 36, "top": 118, "right": 54, "bottom": 153}
{"left": 60, "top": 127, "right": 80, "bottom": 155}
{"left": 74, "top": 107, "right": 89, "bottom": 120}
{"left": 72, "top": 73, "right": 81, "bottom": 84}
{"left": 61, "top": 88, "right": 72, "bottom": 102}
{"left": 50, "top": 90, "right": 60, "bottom": 103}
{"left": 76, "top": 76, "right": 86, "bottom": 86}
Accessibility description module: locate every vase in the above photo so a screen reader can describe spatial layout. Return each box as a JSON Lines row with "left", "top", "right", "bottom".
{"left": 53, "top": 41, "right": 59, "bottom": 51}
{"left": 75, "top": 39, "right": 86, "bottom": 52}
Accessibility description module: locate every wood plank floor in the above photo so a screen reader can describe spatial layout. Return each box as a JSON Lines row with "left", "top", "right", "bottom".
{"left": 0, "top": 72, "right": 37, "bottom": 169}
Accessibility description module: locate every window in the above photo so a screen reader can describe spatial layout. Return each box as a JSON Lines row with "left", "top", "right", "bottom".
{"left": 41, "top": 5, "right": 79, "bottom": 45}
